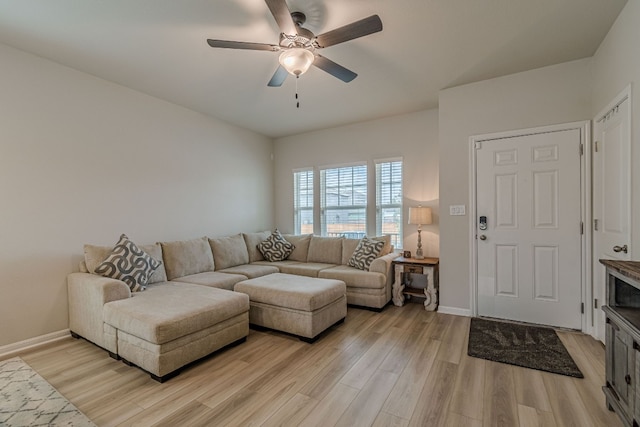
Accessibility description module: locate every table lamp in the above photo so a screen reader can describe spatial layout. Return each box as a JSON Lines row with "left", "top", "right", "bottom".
{"left": 408, "top": 206, "right": 432, "bottom": 260}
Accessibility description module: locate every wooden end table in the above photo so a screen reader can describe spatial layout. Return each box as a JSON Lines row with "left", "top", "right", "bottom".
{"left": 392, "top": 257, "right": 439, "bottom": 311}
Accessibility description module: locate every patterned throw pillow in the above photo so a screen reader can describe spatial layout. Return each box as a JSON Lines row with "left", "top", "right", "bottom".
{"left": 348, "top": 237, "right": 385, "bottom": 271}
{"left": 94, "top": 234, "right": 162, "bottom": 292}
{"left": 258, "top": 229, "right": 295, "bottom": 262}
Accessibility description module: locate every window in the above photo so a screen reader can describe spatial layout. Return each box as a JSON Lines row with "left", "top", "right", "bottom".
{"left": 376, "top": 159, "right": 403, "bottom": 248}
{"left": 320, "top": 164, "right": 367, "bottom": 239}
{"left": 293, "top": 169, "right": 314, "bottom": 235}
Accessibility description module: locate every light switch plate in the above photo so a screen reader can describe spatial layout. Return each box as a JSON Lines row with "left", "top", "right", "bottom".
{"left": 449, "top": 205, "right": 466, "bottom": 216}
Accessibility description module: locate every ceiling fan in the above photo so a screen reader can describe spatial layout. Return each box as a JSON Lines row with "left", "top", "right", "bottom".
{"left": 206, "top": 0, "right": 383, "bottom": 87}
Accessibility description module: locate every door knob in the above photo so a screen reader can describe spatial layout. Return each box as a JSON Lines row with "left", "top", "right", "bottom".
{"left": 613, "top": 244, "right": 628, "bottom": 254}
{"left": 479, "top": 235, "right": 487, "bottom": 241}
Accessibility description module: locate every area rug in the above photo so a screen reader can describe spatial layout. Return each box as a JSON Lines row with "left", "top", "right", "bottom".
{"left": 0, "top": 357, "right": 96, "bottom": 427}
{"left": 468, "top": 318, "right": 583, "bottom": 378}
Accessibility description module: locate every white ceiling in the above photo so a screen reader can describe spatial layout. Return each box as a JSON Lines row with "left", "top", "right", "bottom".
{"left": 0, "top": 0, "right": 627, "bottom": 138}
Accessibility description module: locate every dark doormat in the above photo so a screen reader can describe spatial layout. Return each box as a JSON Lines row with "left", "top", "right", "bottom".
{"left": 468, "top": 317, "right": 583, "bottom": 378}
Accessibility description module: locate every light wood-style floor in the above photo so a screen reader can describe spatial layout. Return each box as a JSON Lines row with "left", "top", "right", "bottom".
{"left": 11, "top": 303, "right": 622, "bottom": 427}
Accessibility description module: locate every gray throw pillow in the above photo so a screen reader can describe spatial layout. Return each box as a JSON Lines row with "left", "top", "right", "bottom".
{"left": 258, "top": 229, "right": 295, "bottom": 262}
{"left": 94, "top": 234, "right": 161, "bottom": 292}
{"left": 348, "top": 237, "right": 385, "bottom": 271}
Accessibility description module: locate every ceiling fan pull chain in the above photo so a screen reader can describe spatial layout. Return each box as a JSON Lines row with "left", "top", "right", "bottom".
{"left": 296, "top": 75, "right": 300, "bottom": 108}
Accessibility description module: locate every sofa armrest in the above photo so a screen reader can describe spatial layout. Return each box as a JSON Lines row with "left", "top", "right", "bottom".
{"left": 369, "top": 252, "right": 400, "bottom": 304}
{"left": 67, "top": 272, "right": 130, "bottom": 351}
{"left": 369, "top": 252, "right": 399, "bottom": 277}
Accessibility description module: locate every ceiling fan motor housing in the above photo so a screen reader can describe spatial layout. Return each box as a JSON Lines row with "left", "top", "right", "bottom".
{"left": 279, "top": 12, "right": 315, "bottom": 49}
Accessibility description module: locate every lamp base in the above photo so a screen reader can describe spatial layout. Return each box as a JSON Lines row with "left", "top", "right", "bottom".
{"left": 415, "top": 228, "right": 425, "bottom": 259}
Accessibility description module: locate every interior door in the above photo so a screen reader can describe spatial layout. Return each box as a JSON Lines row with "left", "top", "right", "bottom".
{"left": 593, "top": 90, "right": 631, "bottom": 342}
{"left": 476, "top": 128, "right": 583, "bottom": 329}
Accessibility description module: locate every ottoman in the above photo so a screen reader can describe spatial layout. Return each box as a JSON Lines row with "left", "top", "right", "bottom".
{"left": 103, "top": 282, "right": 249, "bottom": 382}
{"left": 234, "top": 273, "right": 347, "bottom": 342}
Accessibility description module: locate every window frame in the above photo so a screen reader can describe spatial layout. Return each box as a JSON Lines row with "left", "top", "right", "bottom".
{"left": 293, "top": 168, "right": 314, "bottom": 235}
{"left": 319, "top": 162, "right": 368, "bottom": 239}
{"left": 375, "top": 157, "right": 403, "bottom": 249}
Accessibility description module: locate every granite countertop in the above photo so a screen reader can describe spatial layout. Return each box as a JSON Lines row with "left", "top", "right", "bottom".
{"left": 600, "top": 259, "right": 640, "bottom": 283}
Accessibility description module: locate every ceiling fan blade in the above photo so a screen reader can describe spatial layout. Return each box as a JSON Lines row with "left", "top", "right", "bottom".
{"left": 313, "top": 55, "right": 357, "bottom": 83}
{"left": 267, "top": 66, "right": 289, "bottom": 87}
{"left": 315, "top": 15, "right": 383, "bottom": 48}
{"left": 264, "top": 0, "right": 297, "bottom": 35}
{"left": 207, "top": 39, "right": 280, "bottom": 51}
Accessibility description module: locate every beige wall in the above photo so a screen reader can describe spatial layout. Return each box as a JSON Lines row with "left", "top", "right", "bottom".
{"left": 592, "top": 0, "right": 640, "bottom": 258}
{"left": 0, "top": 43, "right": 274, "bottom": 347}
{"left": 273, "top": 110, "right": 439, "bottom": 257}
{"left": 438, "top": 58, "right": 592, "bottom": 312}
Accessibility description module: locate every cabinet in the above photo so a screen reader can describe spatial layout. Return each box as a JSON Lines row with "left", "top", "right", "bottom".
{"left": 601, "top": 260, "right": 640, "bottom": 427}
{"left": 391, "top": 257, "right": 439, "bottom": 311}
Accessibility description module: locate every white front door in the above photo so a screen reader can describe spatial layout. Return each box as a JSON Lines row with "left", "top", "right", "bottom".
{"left": 475, "top": 128, "right": 583, "bottom": 329}
{"left": 593, "top": 88, "right": 631, "bottom": 342}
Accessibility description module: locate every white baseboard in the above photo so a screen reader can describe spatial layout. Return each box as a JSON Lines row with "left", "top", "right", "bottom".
{"left": 438, "top": 306, "right": 472, "bottom": 317}
{"left": 0, "top": 329, "right": 71, "bottom": 359}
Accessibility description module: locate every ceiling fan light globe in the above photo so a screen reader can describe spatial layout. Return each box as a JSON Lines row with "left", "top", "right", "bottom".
{"left": 279, "top": 48, "right": 314, "bottom": 76}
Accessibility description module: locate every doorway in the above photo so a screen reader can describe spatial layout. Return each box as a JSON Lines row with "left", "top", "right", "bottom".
{"left": 470, "top": 122, "right": 590, "bottom": 330}
{"left": 592, "top": 86, "right": 632, "bottom": 342}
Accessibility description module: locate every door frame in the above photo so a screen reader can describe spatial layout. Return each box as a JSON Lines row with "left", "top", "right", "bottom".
{"left": 469, "top": 121, "right": 592, "bottom": 333}
{"left": 592, "top": 84, "right": 632, "bottom": 342}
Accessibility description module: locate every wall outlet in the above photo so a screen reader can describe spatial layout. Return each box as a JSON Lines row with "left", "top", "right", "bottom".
{"left": 449, "top": 205, "right": 466, "bottom": 216}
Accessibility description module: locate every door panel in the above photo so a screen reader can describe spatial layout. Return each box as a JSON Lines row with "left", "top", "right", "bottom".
{"left": 593, "top": 91, "right": 631, "bottom": 342}
{"left": 476, "top": 128, "right": 582, "bottom": 329}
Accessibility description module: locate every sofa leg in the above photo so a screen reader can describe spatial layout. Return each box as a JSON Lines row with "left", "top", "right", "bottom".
{"left": 70, "top": 331, "right": 81, "bottom": 339}
{"left": 299, "top": 317, "right": 345, "bottom": 343}
{"left": 300, "top": 335, "right": 319, "bottom": 344}
{"left": 108, "top": 351, "right": 120, "bottom": 360}
{"left": 150, "top": 370, "right": 180, "bottom": 383}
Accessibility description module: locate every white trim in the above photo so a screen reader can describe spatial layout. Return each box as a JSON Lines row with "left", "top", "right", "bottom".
{"left": 318, "top": 160, "right": 367, "bottom": 171}
{"left": 374, "top": 156, "right": 403, "bottom": 165}
{"left": 0, "top": 329, "right": 70, "bottom": 359}
{"left": 469, "top": 121, "right": 591, "bottom": 332}
{"left": 292, "top": 166, "right": 313, "bottom": 173}
{"left": 437, "top": 306, "right": 472, "bottom": 317}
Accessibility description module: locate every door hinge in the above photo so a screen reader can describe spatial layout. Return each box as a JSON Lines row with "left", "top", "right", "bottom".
{"left": 580, "top": 222, "right": 584, "bottom": 235}
{"left": 594, "top": 219, "right": 599, "bottom": 231}
{"left": 594, "top": 299, "right": 599, "bottom": 309}
{"left": 594, "top": 141, "right": 599, "bottom": 152}
{"left": 580, "top": 144, "right": 584, "bottom": 156}
{"left": 581, "top": 302, "right": 584, "bottom": 314}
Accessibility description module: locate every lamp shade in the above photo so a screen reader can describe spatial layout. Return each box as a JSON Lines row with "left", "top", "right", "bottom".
{"left": 408, "top": 206, "right": 432, "bottom": 225}
{"left": 279, "top": 48, "right": 315, "bottom": 76}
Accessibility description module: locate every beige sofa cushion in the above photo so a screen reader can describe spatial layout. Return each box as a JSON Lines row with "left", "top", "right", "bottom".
{"left": 341, "top": 238, "right": 361, "bottom": 265}
{"left": 374, "top": 235, "right": 393, "bottom": 256}
{"left": 219, "top": 264, "right": 280, "bottom": 279}
{"left": 103, "top": 282, "right": 249, "bottom": 345}
{"left": 277, "top": 262, "right": 336, "bottom": 278}
{"left": 160, "top": 237, "right": 214, "bottom": 281}
{"left": 242, "top": 231, "right": 271, "bottom": 263}
{"left": 209, "top": 234, "right": 250, "bottom": 270}
{"left": 84, "top": 241, "right": 167, "bottom": 284}
{"left": 318, "top": 265, "right": 386, "bottom": 289}
{"left": 341, "top": 236, "right": 392, "bottom": 264}
{"left": 283, "top": 234, "right": 312, "bottom": 262}
{"left": 172, "top": 271, "right": 247, "bottom": 291}
{"left": 307, "top": 236, "right": 343, "bottom": 264}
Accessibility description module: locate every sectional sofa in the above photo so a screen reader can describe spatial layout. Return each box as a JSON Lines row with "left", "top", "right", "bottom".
{"left": 67, "top": 232, "right": 397, "bottom": 380}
